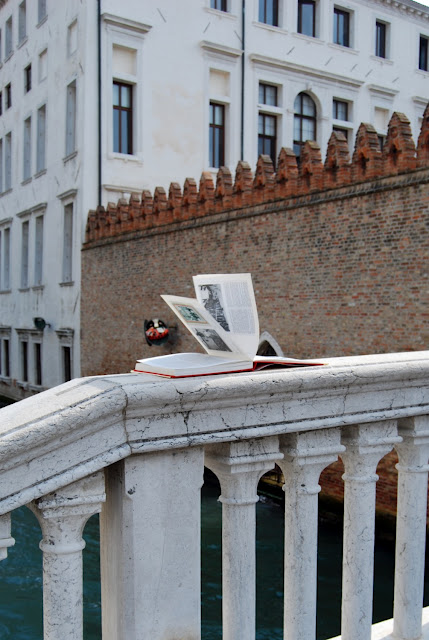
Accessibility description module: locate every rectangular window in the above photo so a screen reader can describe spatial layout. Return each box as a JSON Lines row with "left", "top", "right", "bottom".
{"left": 36, "top": 105, "right": 46, "bottom": 172}
{"left": 34, "top": 342, "right": 42, "bottom": 386}
{"left": 333, "top": 99, "right": 349, "bottom": 121}
{"left": 62, "top": 203, "right": 73, "bottom": 282}
{"left": 376, "top": 21, "right": 387, "bottom": 58}
{"left": 2, "top": 339, "right": 10, "bottom": 378}
{"left": 5, "top": 133, "right": 12, "bottom": 191}
{"left": 62, "top": 345, "right": 72, "bottom": 382}
{"left": 19, "top": 1, "right": 27, "bottom": 44}
{"left": 5, "top": 84, "right": 11, "bottom": 110}
{"left": 259, "top": 83, "right": 278, "bottom": 106}
{"left": 258, "top": 113, "right": 277, "bottom": 167}
{"left": 23, "top": 117, "right": 32, "bottom": 181}
{"left": 334, "top": 8, "right": 349, "bottom": 47}
{"left": 34, "top": 215, "right": 43, "bottom": 285}
{"left": 21, "top": 340, "right": 28, "bottom": 382}
{"left": 21, "top": 220, "right": 29, "bottom": 288}
{"left": 24, "top": 63, "right": 32, "bottom": 93}
{"left": 67, "top": 20, "right": 78, "bottom": 56}
{"left": 5, "top": 17, "right": 12, "bottom": 57}
{"left": 3, "top": 228, "right": 10, "bottom": 290}
{"left": 259, "top": 0, "right": 279, "bottom": 26}
{"left": 0, "top": 91, "right": 2, "bottom": 116}
{"left": 39, "top": 48, "right": 48, "bottom": 82}
{"left": 38, "top": 0, "right": 47, "bottom": 23}
{"left": 209, "top": 102, "right": 225, "bottom": 168}
{"left": 298, "top": 0, "right": 315, "bottom": 37}
{"left": 419, "top": 35, "right": 428, "bottom": 71}
{"left": 210, "top": 0, "right": 227, "bottom": 10}
{"left": 65, "top": 81, "right": 77, "bottom": 156}
{"left": 113, "top": 81, "right": 133, "bottom": 154}
{"left": 0, "top": 139, "right": 3, "bottom": 193}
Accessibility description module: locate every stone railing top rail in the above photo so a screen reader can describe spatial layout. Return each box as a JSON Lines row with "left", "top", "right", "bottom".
{"left": 0, "top": 350, "right": 428, "bottom": 515}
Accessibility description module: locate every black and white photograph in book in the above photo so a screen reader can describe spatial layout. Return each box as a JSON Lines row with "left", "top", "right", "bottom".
{"left": 174, "top": 304, "right": 206, "bottom": 324}
{"left": 198, "top": 284, "right": 230, "bottom": 331}
{"left": 193, "top": 328, "right": 232, "bottom": 352}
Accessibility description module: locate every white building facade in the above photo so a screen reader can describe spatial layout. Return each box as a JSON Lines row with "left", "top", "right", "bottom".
{"left": 0, "top": 0, "right": 428, "bottom": 398}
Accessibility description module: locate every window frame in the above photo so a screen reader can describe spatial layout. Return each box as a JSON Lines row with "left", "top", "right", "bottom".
{"left": 333, "top": 98, "right": 349, "bottom": 122}
{"left": 23, "top": 116, "right": 32, "bottom": 181}
{"left": 333, "top": 7, "right": 350, "bottom": 47}
{"left": 38, "top": 0, "right": 47, "bottom": 24}
{"left": 210, "top": 0, "right": 228, "bottom": 11}
{"left": 62, "top": 202, "right": 74, "bottom": 284}
{"left": 419, "top": 35, "right": 429, "bottom": 71}
{"left": 65, "top": 80, "right": 77, "bottom": 157}
{"left": 5, "top": 84, "right": 11, "bottom": 110}
{"left": 258, "top": 0, "right": 279, "bottom": 27}
{"left": 4, "top": 132, "right": 12, "bottom": 191}
{"left": 0, "top": 329, "right": 11, "bottom": 379}
{"left": 113, "top": 81, "right": 133, "bottom": 155}
{"left": 5, "top": 16, "right": 12, "bottom": 58}
{"left": 209, "top": 101, "right": 225, "bottom": 169}
{"left": 18, "top": 1, "right": 27, "bottom": 44}
{"left": 258, "top": 113, "right": 277, "bottom": 167}
{"left": 293, "top": 92, "right": 317, "bottom": 159}
{"left": 34, "top": 215, "right": 44, "bottom": 286}
{"left": 20, "top": 219, "right": 29, "bottom": 289}
{"left": 298, "top": 0, "right": 316, "bottom": 37}
{"left": 24, "top": 63, "right": 32, "bottom": 93}
{"left": 36, "top": 104, "right": 46, "bottom": 173}
{"left": 375, "top": 20, "right": 387, "bottom": 58}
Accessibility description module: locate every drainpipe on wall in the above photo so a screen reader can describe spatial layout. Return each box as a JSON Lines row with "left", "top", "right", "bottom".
{"left": 97, "top": 0, "right": 102, "bottom": 207}
{"left": 241, "top": 0, "right": 245, "bottom": 161}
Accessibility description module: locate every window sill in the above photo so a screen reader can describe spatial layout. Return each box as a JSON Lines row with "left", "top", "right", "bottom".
{"left": 63, "top": 150, "right": 78, "bottom": 164}
{"left": 18, "top": 287, "right": 30, "bottom": 292}
{"left": 59, "top": 280, "right": 74, "bottom": 287}
{"left": 370, "top": 55, "right": 393, "bottom": 65}
{"left": 34, "top": 168, "right": 47, "bottom": 179}
{"left": 0, "top": 188, "right": 13, "bottom": 198}
{"left": 17, "top": 36, "right": 28, "bottom": 50}
{"left": 253, "top": 21, "right": 288, "bottom": 35}
{"left": 328, "top": 42, "right": 358, "bottom": 55}
{"left": 21, "top": 177, "right": 32, "bottom": 186}
{"left": 291, "top": 31, "right": 325, "bottom": 45}
{"left": 416, "top": 68, "right": 429, "bottom": 76}
{"left": 0, "top": 289, "right": 11, "bottom": 294}
{"left": 109, "top": 152, "right": 142, "bottom": 163}
{"left": 36, "top": 15, "right": 48, "bottom": 28}
{"left": 32, "top": 285, "right": 44, "bottom": 291}
{"left": 205, "top": 7, "right": 237, "bottom": 20}
{"left": 4, "top": 52, "right": 13, "bottom": 63}
{"left": 0, "top": 376, "right": 11, "bottom": 385}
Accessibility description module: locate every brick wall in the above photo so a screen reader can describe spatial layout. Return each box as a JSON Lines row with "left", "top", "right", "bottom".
{"left": 81, "top": 108, "right": 429, "bottom": 522}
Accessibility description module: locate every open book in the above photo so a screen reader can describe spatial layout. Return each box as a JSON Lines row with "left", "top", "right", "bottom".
{"left": 134, "top": 273, "right": 323, "bottom": 377}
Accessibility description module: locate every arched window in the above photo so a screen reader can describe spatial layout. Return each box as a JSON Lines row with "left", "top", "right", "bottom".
{"left": 293, "top": 92, "right": 317, "bottom": 159}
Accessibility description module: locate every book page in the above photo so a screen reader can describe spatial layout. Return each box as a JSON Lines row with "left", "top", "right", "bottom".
{"left": 160, "top": 295, "right": 245, "bottom": 360}
{"left": 192, "top": 274, "right": 259, "bottom": 359}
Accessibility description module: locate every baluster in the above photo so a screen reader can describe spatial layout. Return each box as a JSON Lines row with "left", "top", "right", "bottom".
{"left": 100, "top": 447, "right": 204, "bottom": 640}
{"left": 205, "top": 436, "right": 282, "bottom": 640}
{"left": 0, "top": 513, "right": 14, "bottom": 559}
{"left": 393, "top": 415, "right": 429, "bottom": 640}
{"left": 277, "top": 428, "right": 344, "bottom": 640}
{"left": 341, "top": 421, "right": 400, "bottom": 640}
{"left": 29, "top": 471, "right": 105, "bottom": 640}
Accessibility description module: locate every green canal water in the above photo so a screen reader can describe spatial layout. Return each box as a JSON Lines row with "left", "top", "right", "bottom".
{"left": 0, "top": 480, "right": 426, "bottom": 639}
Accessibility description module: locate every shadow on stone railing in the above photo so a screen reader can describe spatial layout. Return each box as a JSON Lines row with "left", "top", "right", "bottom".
{"left": 85, "top": 105, "right": 429, "bottom": 244}
{"left": 0, "top": 351, "right": 428, "bottom": 639}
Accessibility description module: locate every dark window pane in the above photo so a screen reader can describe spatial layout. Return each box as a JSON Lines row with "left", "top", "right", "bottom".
{"left": 113, "top": 81, "right": 133, "bottom": 154}
{"left": 376, "top": 21, "right": 386, "bottom": 58}
{"left": 419, "top": 36, "right": 428, "bottom": 71}
{"left": 259, "top": 0, "right": 278, "bottom": 26}
{"left": 299, "top": 0, "right": 315, "bottom": 36}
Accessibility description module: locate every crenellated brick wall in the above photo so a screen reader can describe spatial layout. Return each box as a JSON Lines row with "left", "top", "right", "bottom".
{"left": 82, "top": 108, "right": 429, "bottom": 523}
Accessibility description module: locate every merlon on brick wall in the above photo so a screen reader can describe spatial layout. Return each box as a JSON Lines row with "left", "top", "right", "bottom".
{"left": 85, "top": 105, "right": 429, "bottom": 244}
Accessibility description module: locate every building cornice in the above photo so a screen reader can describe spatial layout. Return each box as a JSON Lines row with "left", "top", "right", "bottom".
{"left": 372, "top": 0, "right": 429, "bottom": 20}
{"left": 200, "top": 40, "right": 243, "bottom": 59}
{"left": 367, "top": 84, "right": 399, "bottom": 98}
{"left": 102, "top": 13, "right": 152, "bottom": 35}
{"left": 249, "top": 54, "right": 364, "bottom": 89}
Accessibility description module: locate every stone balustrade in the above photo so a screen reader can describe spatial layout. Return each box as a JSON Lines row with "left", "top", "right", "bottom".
{"left": 0, "top": 350, "right": 428, "bottom": 639}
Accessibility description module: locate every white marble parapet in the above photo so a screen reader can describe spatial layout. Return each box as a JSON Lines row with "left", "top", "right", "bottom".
{"left": 0, "top": 350, "right": 428, "bottom": 640}
{"left": 0, "top": 350, "right": 427, "bottom": 515}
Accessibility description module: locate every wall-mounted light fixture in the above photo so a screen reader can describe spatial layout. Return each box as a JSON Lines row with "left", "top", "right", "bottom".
{"left": 33, "top": 317, "right": 51, "bottom": 331}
